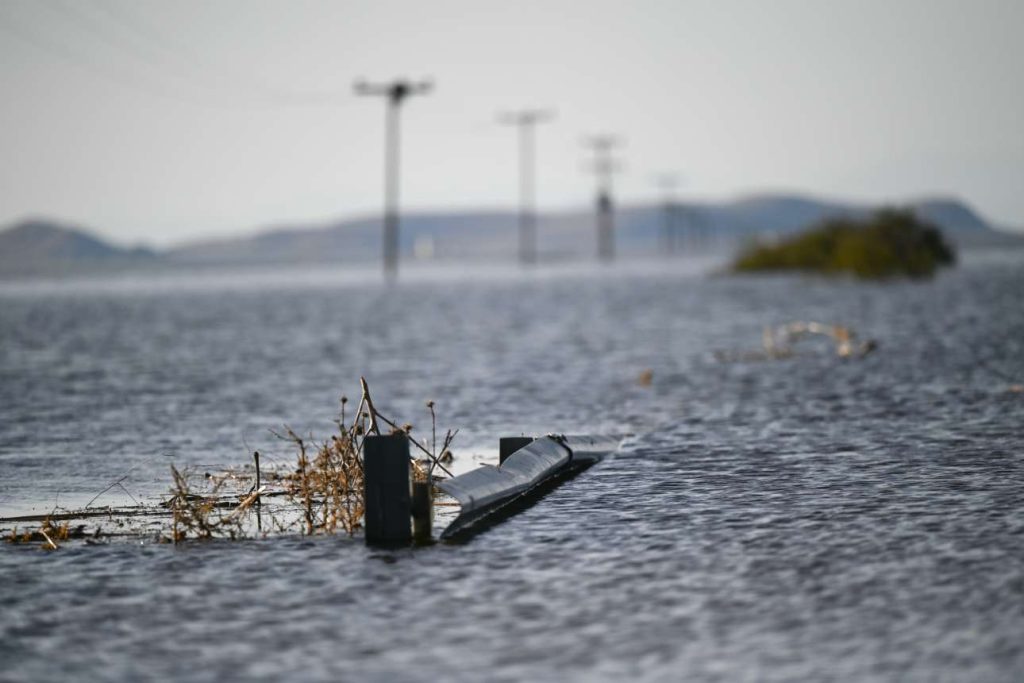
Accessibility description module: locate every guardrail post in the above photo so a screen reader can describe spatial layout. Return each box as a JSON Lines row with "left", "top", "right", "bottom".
{"left": 363, "top": 434, "right": 411, "bottom": 544}
{"left": 411, "top": 480, "right": 432, "bottom": 543}
{"left": 499, "top": 436, "right": 534, "bottom": 465}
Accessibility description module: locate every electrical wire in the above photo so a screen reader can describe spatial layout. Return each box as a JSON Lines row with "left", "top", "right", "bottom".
{"left": 1, "top": 2, "right": 354, "bottom": 109}
{"left": 82, "top": 0, "right": 354, "bottom": 105}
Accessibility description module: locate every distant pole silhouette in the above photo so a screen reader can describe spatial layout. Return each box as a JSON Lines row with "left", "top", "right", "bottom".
{"left": 654, "top": 173, "right": 681, "bottom": 256}
{"left": 694, "top": 208, "right": 713, "bottom": 251}
{"left": 498, "top": 109, "right": 554, "bottom": 266}
{"left": 583, "top": 135, "right": 622, "bottom": 262}
{"left": 354, "top": 78, "right": 432, "bottom": 278}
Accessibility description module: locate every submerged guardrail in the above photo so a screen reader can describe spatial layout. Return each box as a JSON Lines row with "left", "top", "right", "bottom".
{"left": 363, "top": 434, "right": 622, "bottom": 545}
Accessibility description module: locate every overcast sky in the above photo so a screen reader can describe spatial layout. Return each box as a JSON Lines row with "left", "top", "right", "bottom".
{"left": 1, "top": 0, "right": 1021, "bottom": 246}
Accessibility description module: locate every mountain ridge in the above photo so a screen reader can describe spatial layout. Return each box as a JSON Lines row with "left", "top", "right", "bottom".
{"left": 1, "top": 195, "right": 1018, "bottom": 277}
{"left": 0, "top": 218, "right": 157, "bottom": 276}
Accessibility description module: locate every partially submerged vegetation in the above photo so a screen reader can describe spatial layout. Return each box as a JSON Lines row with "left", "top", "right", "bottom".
{"left": 167, "top": 377, "right": 456, "bottom": 543}
{"left": 5, "top": 517, "right": 85, "bottom": 551}
{"left": 733, "top": 208, "right": 955, "bottom": 279}
{"left": 5, "top": 378, "right": 456, "bottom": 549}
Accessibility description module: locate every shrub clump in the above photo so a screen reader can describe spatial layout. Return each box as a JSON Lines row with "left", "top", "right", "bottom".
{"left": 733, "top": 208, "right": 955, "bottom": 279}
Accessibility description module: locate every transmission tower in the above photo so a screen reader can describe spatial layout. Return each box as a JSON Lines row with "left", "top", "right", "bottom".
{"left": 582, "top": 135, "right": 623, "bottom": 262}
{"left": 354, "top": 78, "right": 432, "bottom": 278}
{"left": 498, "top": 109, "right": 554, "bottom": 266}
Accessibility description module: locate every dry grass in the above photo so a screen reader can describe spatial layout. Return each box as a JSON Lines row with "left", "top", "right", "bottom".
{"left": 166, "top": 465, "right": 247, "bottom": 542}
{"left": 2, "top": 378, "right": 454, "bottom": 547}
{"left": 5, "top": 516, "right": 80, "bottom": 550}
{"left": 275, "top": 423, "right": 364, "bottom": 536}
{"left": 164, "top": 377, "right": 454, "bottom": 543}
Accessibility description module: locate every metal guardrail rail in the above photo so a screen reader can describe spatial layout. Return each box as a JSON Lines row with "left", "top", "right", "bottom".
{"left": 435, "top": 434, "right": 622, "bottom": 539}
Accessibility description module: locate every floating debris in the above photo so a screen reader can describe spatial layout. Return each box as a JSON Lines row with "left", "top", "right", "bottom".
{"left": 716, "top": 321, "right": 878, "bottom": 363}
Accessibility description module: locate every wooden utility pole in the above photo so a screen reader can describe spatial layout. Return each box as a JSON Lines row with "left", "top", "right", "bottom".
{"left": 498, "top": 109, "right": 554, "bottom": 266}
{"left": 654, "top": 173, "right": 681, "bottom": 255}
{"left": 583, "top": 135, "right": 622, "bottom": 262}
{"left": 354, "top": 78, "right": 432, "bottom": 278}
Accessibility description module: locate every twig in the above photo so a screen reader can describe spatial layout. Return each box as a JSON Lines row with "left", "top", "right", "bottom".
{"left": 115, "top": 483, "right": 140, "bottom": 506}
{"left": 360, "top": 377, "right": 381, "bottom": 435}
{"left": 40, "top": 529, "right": 58, "bottom": 550}
{"left": 253, "top": 451, "right": 262, "bottom": 507}
{"left": 374, "top": 412, "right": 455, "bottom": 478}
{"left": 428, "top": 400, "right": 437, "bottom": 460}
{"left": 224, "top": 487, "right": 266, "bottom": 521}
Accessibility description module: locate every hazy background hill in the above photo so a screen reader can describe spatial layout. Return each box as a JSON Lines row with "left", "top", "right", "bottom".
{"left": 0, "top": 219, "right": 157, "bottom": 277}
{"left": 162, "top": 194, "right": 1017, "bottom": 266}
{"left": 0, "top": 195, "right": 1018, "bottom": 277}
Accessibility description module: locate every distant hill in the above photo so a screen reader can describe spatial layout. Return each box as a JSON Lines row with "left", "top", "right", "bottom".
{"left": 0, "top": 219, "right": 157, "bottom": 277}
{"left": 0, "top": 195, "right": 1017, "bottom": 277}
{"left": 912, "top": 199, "right": 991, "bottom": 232}
{"left": 166, "top": 194, "right": 1009, "bottom": 266}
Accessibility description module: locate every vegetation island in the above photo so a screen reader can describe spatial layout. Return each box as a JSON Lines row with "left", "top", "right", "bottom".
{"left": 733, "top": 208, "right": 956, "bottom": 279}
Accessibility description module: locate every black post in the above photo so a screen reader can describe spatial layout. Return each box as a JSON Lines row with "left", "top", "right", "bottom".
{"left": 363, "top": 434, "right": 411, "bottom": 544}
{"left": 499, "top": 436, "right": 535, "bottom": 465}
{"left": 411, "top": 480, "right": 432, "bottom": 543}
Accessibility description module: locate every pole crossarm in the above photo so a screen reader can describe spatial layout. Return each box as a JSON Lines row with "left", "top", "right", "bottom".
{"left": 354, "top": 79, "right": 433, "bottom": 105}
{"left": 497, "top": 109, "right": 554, "bottom": 127}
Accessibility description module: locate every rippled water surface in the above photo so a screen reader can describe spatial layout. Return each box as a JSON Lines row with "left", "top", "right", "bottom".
{"left": 1, "top": 255, "right": 1022, "bottom": 682}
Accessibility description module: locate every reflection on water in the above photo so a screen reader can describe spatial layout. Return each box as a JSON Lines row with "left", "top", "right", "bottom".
{"left": 1, "top": 253, "right": 1022, "bottom": 681}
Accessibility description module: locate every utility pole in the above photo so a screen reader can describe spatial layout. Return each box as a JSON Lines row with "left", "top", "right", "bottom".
{"left": 498, "top": 109, "right": 554, "bottom": 266}
{"left": 354, "top": 78, "right": 432, "bottom": 278}
{"left": 654, "top": 173, "right": 681, "bottom": 256}
{"left": 582, "top": 135, "right": 622, "bottom": 262}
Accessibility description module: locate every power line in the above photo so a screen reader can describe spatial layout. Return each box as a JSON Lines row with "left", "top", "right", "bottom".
{"left": 497, "top": 108, "right": 554, "bottom": 266}
{"left": 0, "top": 6, "right": 232, "bottom": 109}
{"left": 85, "top": 0, "right": 354, "bottom": 106}
{"left": 45, "top": 0, "right": 170, "bottom": 70}
{"left": 2, "top": 2, "right": 353, "bottom": 109}
{"left": 40, "top": 0, "right": 275, "bottom": 107}
{"left": 355, "top": 78, "right": 433, "bottom": 278}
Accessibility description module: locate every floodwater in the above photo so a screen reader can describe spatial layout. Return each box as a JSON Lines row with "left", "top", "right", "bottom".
{"left": 1, "top": 253, "right": 1022, "bottom": 682}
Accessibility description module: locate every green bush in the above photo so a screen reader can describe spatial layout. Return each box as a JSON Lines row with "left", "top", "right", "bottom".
{"left": 733, "top": 208, "right": 955, "bottom": 279}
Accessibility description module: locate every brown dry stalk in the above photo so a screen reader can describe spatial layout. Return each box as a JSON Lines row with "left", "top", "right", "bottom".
{"left": 139, "top": 378, "right": 454, "bottom": 544}
{"left": 167, "top": 465, "right": 245, "bottom": 542}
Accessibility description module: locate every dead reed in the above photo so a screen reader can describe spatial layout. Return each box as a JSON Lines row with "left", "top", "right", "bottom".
{"left": 165, "top": 377, "right": 454, "bottom": 543}
{"left": 2, "top": 378, "right": 454, "bottom": 547}
{"left": 166, "top": 465, "right": 247, "bottom": 542}
{"left": 4, "top": 516, "right": 78, "bottom": 550}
